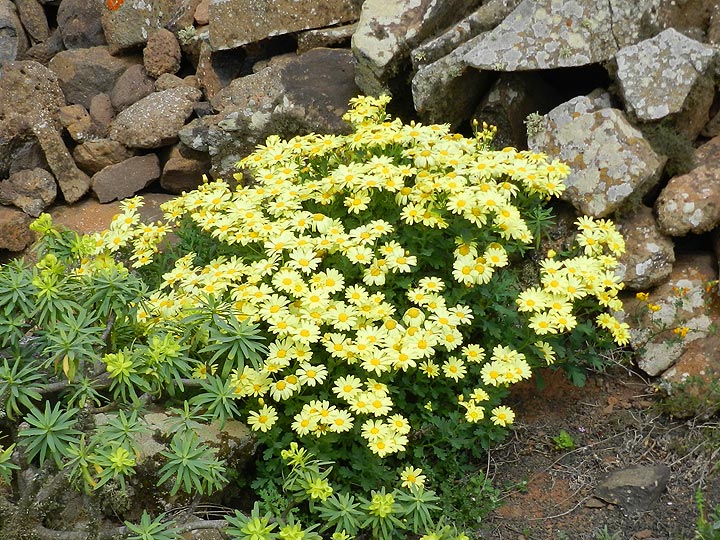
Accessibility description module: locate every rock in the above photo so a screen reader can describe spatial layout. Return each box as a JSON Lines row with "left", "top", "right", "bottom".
{"left": 463, "top": 0, "right": 661, "bottom": 71}
{"left": 143, "top": 28, "right": 181, "bottom": 78}
{"left": 0, "top": 205, "right": 33, "bottom": 252}
{"left": 88, "top": 93, "right": 115, "bottom": 135}
{"left": 91, "top": 154, "right": 161, "bottom": 203}
{"left": 297, "top": 23, "right": 357, "bottom": 54}
{"left": 615, "top": 205, "right": 675, "bottom": 291}
{"left": 662, "top": 333, "right": 720, "bottom": 419}
{"left": 412, "top": 33, "right": 492, "bottom": 128}
{"left": 194, "top": 48, "right": 359, "bottom": 178}
{"left": 619, "top": 253, "right": 720, "bottom": 376}
{"left": 58, "top": 104, "right": 96, "bottom": 142}
{"left": 411, "top": 0, "right": 522, "bottom": 68}
{"left": 22, "top": 27, "right": 65, "bottom": 64}
{"left": 0, "top": 60, "right": 66, "bottom": 131}
{"left": 0, "top": 168, "right": 56, "bottom": 216}
{"left": 614, "top": 29, "right": 716, "bottom": 124}
{"left": 595, "top": 464, "right": 671, "bottom": 514}
{"left": 6, "top": 138, "right": 47, "bottom": 177}
{"left": 353, "top": 0, "right": 477, "bottom": 95}
{"left": 0, "top": 0, "right": 29, "bottom": 65}
{"left": 653, "top": 0, "right": 720, "bottom": 43}
{"left": 108, "top": 86, "right": 202, "bottom": 149}
{"left": 110, "top": 64, "right": 156, "bottom": 112}
{"left": 160, "top": 142, "right": 211, "bottom": 193}
{"left": 48, "top": 46, "right": 139, "bottom": 110}
{"left": 72, "top": 138, "right": 133, "bottom": 175}
{"left": 56, "top": 0, "right": 106, "bottom": 49}
{"left": 528, "top": 96, "right": 665, "bottom": 218}
{"left": 32, "top": 121, "right": 91, "bottom": 203}
{"left": 208, "top": 0, "right": 361, "bottom": 51}
{"left": 195, "top": 41, "right": 246, "bottom": 99}
{"left": 194, "top": 0, "right": 209, "bottom": 26}
{"left": 703, "top": 107, "right": 720, "bottom": 138}
{"left": 154, "top": 72, "right": 191, "bottom": 91}
{"left": 470, "top": 72, "right": 557, "bottom": 149}
{"left": 710, "top": 6, "right": 720, "bottom": 45}
{"left": 656, "top": 136, "right": 720, "bottom": 237}
{"left": 100, "top": 0, "right": 176, "bottom": 53}
{"left": 14, "top": 0, "right": 49, "bottom": 44}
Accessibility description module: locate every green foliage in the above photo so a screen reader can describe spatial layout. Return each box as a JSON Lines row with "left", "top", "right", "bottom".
{"left": 552, "top": 429, "right": 576, "bottom": 450}
{"left": 0, "top": 357, "right": 44, "bottom": 420}
{"left": 157, "top": 430, "right": 227, "bottom": 496}
{"left": 0, "top": 442, "right": 19, "bottom": 484}
{"left": 125, "top": 511, "right": 180, "bottom": 540}
{"left": 18, "top": 401, "right": 81, "bottom": 467}
{"left": 696, "top": 488, "right": 720, "bottom": 540}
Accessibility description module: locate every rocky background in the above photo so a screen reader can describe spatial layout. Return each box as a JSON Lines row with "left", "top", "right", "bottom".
{"left": 1, "top": 0, "right": 720, "bottom": 399}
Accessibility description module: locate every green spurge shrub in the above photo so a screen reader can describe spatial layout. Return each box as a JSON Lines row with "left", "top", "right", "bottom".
{"left": 0, "top": 95, "right": 630, "bottom": 539}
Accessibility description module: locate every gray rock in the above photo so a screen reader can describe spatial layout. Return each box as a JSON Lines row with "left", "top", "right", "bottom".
{"left": 618, "top": 253, "right": 719, "bottom": 376}
{"left": 615, "top": 205, "right": 675, "bottom": 291}
{"left": 615, "top": 28, "right": 716, "bottom": 123}
{"left": 143, "top": 28, "right": 181, "bottom": 78}
{"left": 72, "top": 138, "right": 133, "bottom": 175}
{"left": 110, "top": 64, "right": 156, "bottom": 112}
{"left": 463, "top": 0, "right": 661, "bottom": 71}
{"left": 32, "top": 121, "right": 91, "bottom": 203}
{"left": 48, "top": 46, "right": 139, "bottom": 109}
{"left": 0, "top": 205, "right": 33, "bottom": 252}
{"left": 208, "top": 0, "right": 361, "bottom": 51}
{"left": 656, "top": 136, "right": 720, "bottom": 237}
{"left": 7, "top": 138, "right": 47, "bottom": 176}
{"left": 108, "top": 86, "right": 202, "bottom": 149}
{"left": 91, "top": 154, "right": 161, "bottom": 203}
{"left": 0, "top": 168, "right": 56, "bottom": 217}
{"left": 353, "top": 0, "right": 479, "bottom": 95}
{"left": 14, "top": 0, "right": 49, "bottom": 44}
{"left": 21, "top": 27, "right": 65, "bottom": 64}
{"left": 160, "top": 142, "right": 211, "bottom": 194}
{"left": 596, "top": 464, "right": 671, "bottom": 514}
{"left": 100, "top": 0, "right": 176, "bottom": 53}
{"left": 57, "top": 0, "right": 106, "bottom": 49}
{"left": 528, "top": 97, "right": 665, "bottom": 218}
{"left": 0, "top": 0, "right": 29, "bottom": 65}
{"left": 297, "top": 23, "right": 357, "bottom": 54}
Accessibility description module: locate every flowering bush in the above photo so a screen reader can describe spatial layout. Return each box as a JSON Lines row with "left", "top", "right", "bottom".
{"left": 0, "top": 95, "right": 631, "bottom": 539}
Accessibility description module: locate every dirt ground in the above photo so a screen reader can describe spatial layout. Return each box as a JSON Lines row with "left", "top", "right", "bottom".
{"left": 475, "top": 361, "right": 720, "bottom": 540}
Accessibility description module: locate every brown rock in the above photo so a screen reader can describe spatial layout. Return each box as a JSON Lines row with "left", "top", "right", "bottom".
{"left": 108, "top": 86, "right": 202, "bottom": 149}
{"left": 14, "top": 0, "right": 49, "bottom": 43}
{"left": 22, "top": 27, "right": 65, "bottom": 64}
{"left": 143, "top": 28, "right": 181, "bottom": 78}
{"left": 0, "top": 0, "right": 29, "bottom": 64}
{"left": 0, "top": 60, "right": 65, "bottom": 130}
{"left": 91, "top": 154, "right": 161, "bottom": 203}
{"left": 59, "top": 104, "right": 95, "bottom": 142}
{"left": 195, "top": 0, "right": 209, "bottom": 25}
{"left": 0, "top": 168, "right": 56, "bottom": 216}
{"left": 297, "top": 23, "right": 356, "bottom": 54}
{"left": 196, "top": 41, "right": 245, "bottom": 99}
{"left": 89, "top": 93, "right": 115, "bottom": 135}
{"left": 72, "top": 138, "right": 133, "bottom": 175}
{"left": 32, "top": 121, "right": 91, "bottom": 203}
{"left": 110, "top": 64, "right": 156, "bottom": 112}
{"left": 57, "top": 0, "right": 106, "bottom": 49}
{"left": 154, "top": 73, "right": 189, "bottom": 91}
{"left": 100, "top": 0, "right": 177, "bottom": 53}
{"left": 160, "top": 143, "right": 211, "bottom": 193}
{"left": 48, "top": 46, "right": 139, "bottom": 109}
{"left": 0, "top": 205, "right": 34, "bottom": 252}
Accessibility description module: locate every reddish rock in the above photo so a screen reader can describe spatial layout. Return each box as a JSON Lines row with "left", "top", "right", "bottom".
{"left": 0, "top": 205, "right": 34, "bottom": 252}
{"left": 56, "top": 0, "right": 106, "bottom": 49}
{"left": 196, "top": 41, "right": 245, "bottom": 99}
{"left": 0, "top": 168, "right": 56, "bottom": 217}
{"left": 160, "top": 143, "right": 211, "bottom": 193}
{"left": 143, "top": 28, "right": 181, "bottom": 78}
{"left": 91, "top": 154, "right": 161, "bottom": 203}
{"left": 195, "top": 0, "right": 210, "bottom": 25}
{"left": 59, "top": 104, "right": 96, "bottom": 142}
{"left": 89, "top": 93, "right": 115, "bottom": 135}
{"left": 14, "top": 0, "right": 49, "bottom": 43}
{"left": 72, "top": 138, "right": 133, "bottom": 175}
{"left": 110, "top": 64, "right": 156, "bottom": 112}
{"left": 154, "top": 73, "right": 190, "bottom": 91}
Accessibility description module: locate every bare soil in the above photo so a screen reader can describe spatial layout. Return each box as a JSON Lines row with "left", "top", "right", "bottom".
{"left": 475, "top": 362, "right": 720, "bottom": 540}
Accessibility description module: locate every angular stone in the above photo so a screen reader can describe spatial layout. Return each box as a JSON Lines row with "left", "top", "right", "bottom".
{"left": 143, "top": 28, "right": 181, "bottom": 78}
{"left": 88, "top": 93, "right": 115, "bottom": 136}
{"left": 22, "top": 27, "right": 65, "bottom": 64}
{"left": 110, "top": 64, "right": 156, "bottom": 112}
{"left": 618, "top": 253, "right": 720, "bottom": 376}
{"left": 528, "top": 98, "right": 665, "bottom": 217}
{"left": 160, "top": 142, "right": 211, "bottom": 193}
{"left": 0, "top": 205, "right": 33, "bottom": 252}
{"left": 48, "top": 46, "right": 139, "bottom": 109}
{"left": 656, "top": 136, "right": 720, "bottom": 237}
{"left": 615, "top": 205, "right": 675, "bottom": 291}
{"left": 463, "top": 0, "right": 661, "bottom": 71}
{"left": 297, "top": 23, "right": 356, "bottom": 54}
{"left": 0, "top": 168, "right": 56, "bottom": 217}
{"left": 0, "top": 60, "right": 66, "bottom": 130}
{"left": 353, "top": 0, "right": 477, "bottom": 95}
{"left": 72, "top": 138, "right": 133, "bottom": 175}
{"left": 208, "top": 0, "right": 360, "bottom": 51}
{"left": 59, "top": 104, "right": 96, "bottom": 143}
{"left": 154, "top": 72, "right": 191, "bottom": 91}
{"left": 57, "top": 0, "right": 106, "bottom": 49}
{"left": 108, "top": 86, "right": 202, "bottom": 149}
{"left": 100, "top": 0, "right": 176, "bottom": 53}
{"left": 615, "top": 28, "right": 716, "bottom": 123}
{"left": 32, "top": 121, "right": 91, "bottom": 203}
{"left": 596, "top": 465, "right": 671, "bottom": 513}
{"left": 14, "top": 0, "right": 49, "bottom": 43}
{"left": 0, "top": 0, "right": 29, "bottom": 65}
{"left": 91, "top": 154, "right": 161, "bottom": 203}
